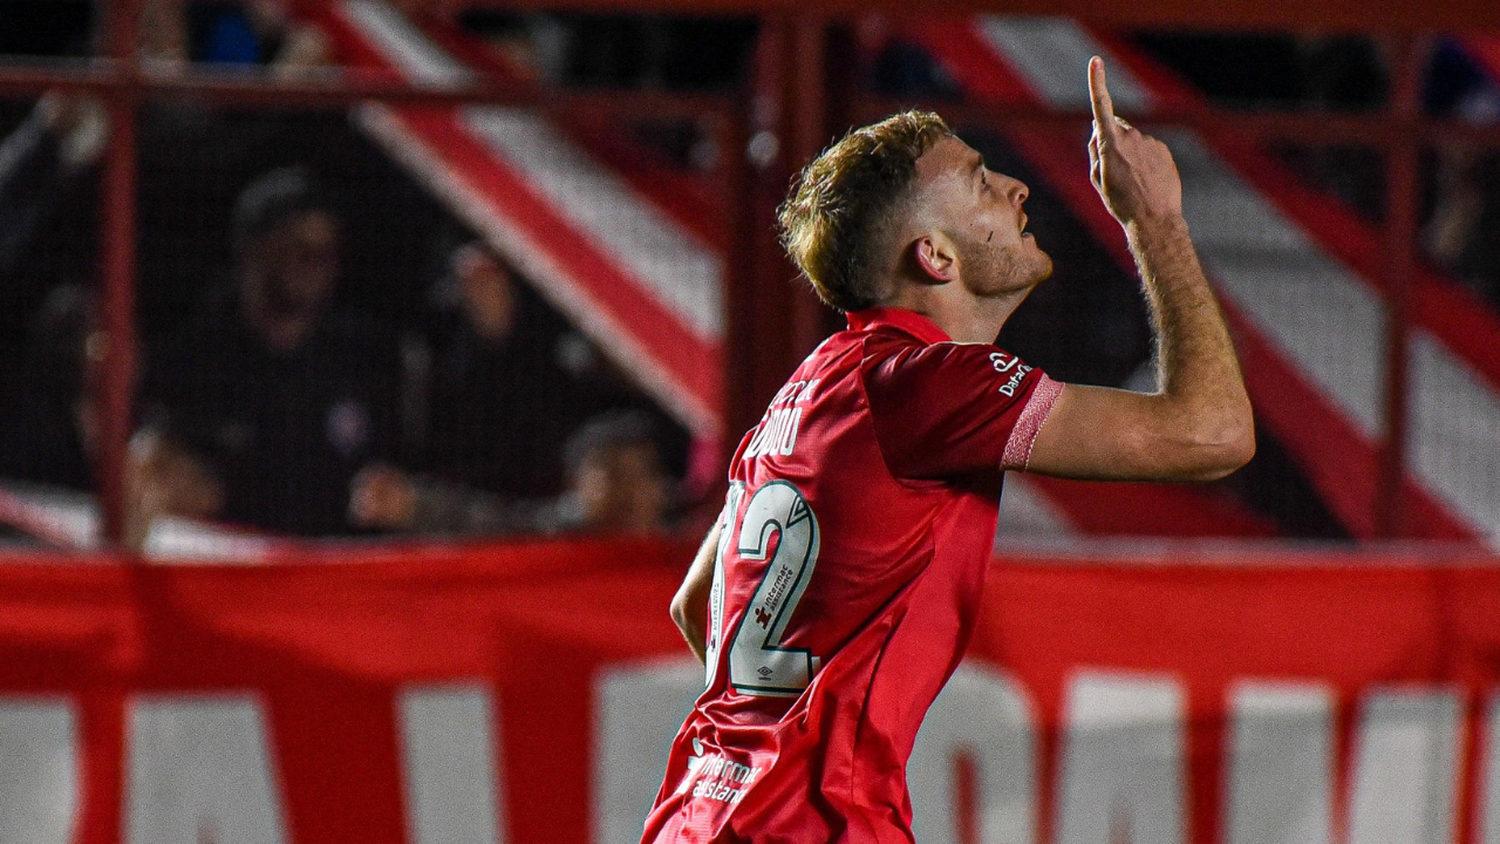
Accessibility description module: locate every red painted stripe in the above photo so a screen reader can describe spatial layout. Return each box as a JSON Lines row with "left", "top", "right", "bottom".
{"left": 909, "top": 20, "right": 1036, "bottom": 105}
{"left": 921, "top": 21, "right": 1476, "bottom": 540}
{"left": 1091, "top": 29, "right": 1500, "bottom": 394}
{"left": 1026, "top": 475, "right": 1278, "bottom": 537}
{"left": 314, "top": 5, "right": 723, "bottom": 430}
{"left": 392, "top": 107, "right": 722, "bottom": 416}
{"left": 1458, "top": 34, "right": 1500, "bottom": 84}
{"left": 903, "top": 21, "right": 1275, "bottom": 538}
{"left": 296, "top": 4, "right": 399, "bottom": 74}
{"left": 415, "top": 17, "right": 727, "bottom": 251}
{"left": 554, "top": 113, "right": 727, "bottom": 251}
{"left": 1221, "top": 301, "right": 1473, "bottom": 541}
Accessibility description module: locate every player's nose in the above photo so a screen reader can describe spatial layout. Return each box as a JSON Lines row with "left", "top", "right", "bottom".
{"left": 1005, "top": 176, "right": 1030, "bottom": 206}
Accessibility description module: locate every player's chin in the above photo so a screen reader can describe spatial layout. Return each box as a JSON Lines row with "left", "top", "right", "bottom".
{"left": 1029, "top": 250, "right": 1055, "bottom": 285}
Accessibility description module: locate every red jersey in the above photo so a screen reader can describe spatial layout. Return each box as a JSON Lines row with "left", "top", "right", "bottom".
{"left": 641, "top": 307, "right": 1061, "bottom": 844}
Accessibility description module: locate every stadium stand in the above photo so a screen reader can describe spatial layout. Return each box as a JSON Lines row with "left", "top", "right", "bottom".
{"left": 308, "top": 2, "right": 1281, "bottom": 541}
{"left": 915, "top": 17, "right": 1500, "bottom": 545}
{"left": 1, "top": 3, "right": 1499, "bottom": 843}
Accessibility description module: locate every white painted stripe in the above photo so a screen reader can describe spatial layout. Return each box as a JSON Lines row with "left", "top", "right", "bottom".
{"left": 340, "top": 0, "right": 722, "bottom": 339}
{"left": 1410, "top": 331, "right": 1500, "bottom": 542}
{"left": 344, "top": 0, "right": 473, "bottom": 86}
{"left": 353, "top": 104, "right": 717, "bottom": 435}
{"left": 978, "top": 16, "right": 1500, "bottom": 543}
{"left": 1168, "top": 130, "right": 1386, "bottom": 437}
{"left": 460, "top": 108, "right": 723, "bottom": 337}
{"left": 398, "top": 684, "right": 506, "bottom": 844}
{"left": 997, "top": 474, "right": 1076, "bottom": 541}
{"left": 125, "top": 695, "right": 290, "bottom": 844}
{"left": 1479, "top": 693, "right": 1500, "bottom": 844}
{"left": 592, "top": 658, "right": 701, "bottom": 844}
{"left": 909, "top": 665, "right": 1039, "bottom": 844}
{"left": 977, "top": 17, "right": 1152, "bottom": 112}
{"left": 0, "top": 698, "right": 78, "bottom": 844}
{"left": 1226, "top": 682, "right": 1335, "bottom": 844}
{"left": 1056, "top": 672, "right": 1188, "bottom": 844}
{"left": 1347, "top": 688, "right": 1464, "bottom": 844}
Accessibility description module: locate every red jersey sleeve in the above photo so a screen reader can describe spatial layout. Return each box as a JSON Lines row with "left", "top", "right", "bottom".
{"left": 861, "top": 340, "right": 1063, "bottom": 480}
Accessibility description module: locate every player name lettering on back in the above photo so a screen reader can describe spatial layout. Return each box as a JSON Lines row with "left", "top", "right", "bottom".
{"left": 744, "top": 379, "right": 820, "bottom": 460}
{"left": 745, "top": 408, "right": 801, "bottom": 459}
{"left": 989, "top": 352, "right": 1032, "bottom": 397}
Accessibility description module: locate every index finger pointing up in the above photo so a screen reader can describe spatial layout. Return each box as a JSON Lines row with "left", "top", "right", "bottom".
{"left": 1089, "top": 56, "right": 1116, "bottom": 136}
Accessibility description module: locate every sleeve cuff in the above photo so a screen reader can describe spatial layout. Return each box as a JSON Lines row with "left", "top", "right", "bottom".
{"left": 1001, "top": 375, "right": 1063, "bottom": 471}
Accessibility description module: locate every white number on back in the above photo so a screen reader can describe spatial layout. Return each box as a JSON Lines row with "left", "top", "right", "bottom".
{"left": 702, "top": 482, "right": 742, "bottom": 689}
{"left": 711, "top": 481, "right": 822, "bottom": 697}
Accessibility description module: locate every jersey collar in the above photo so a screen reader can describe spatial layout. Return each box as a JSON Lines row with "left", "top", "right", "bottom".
{"left": 845, "top": 307, "right": 952, "bottom": 345}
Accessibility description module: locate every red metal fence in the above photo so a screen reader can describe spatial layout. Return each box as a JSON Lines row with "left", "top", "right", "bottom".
{"left": 3, "top": 3, "right": 1500, "bottom": 547}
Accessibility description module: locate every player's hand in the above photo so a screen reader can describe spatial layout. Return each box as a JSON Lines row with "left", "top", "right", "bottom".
{"left": 1086, "top": 56, "right": 1183, "bottom": 227}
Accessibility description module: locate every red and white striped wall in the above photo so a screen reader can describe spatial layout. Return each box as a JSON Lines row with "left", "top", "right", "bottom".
{"left": 308, "top": 4, "right": 1279, "bottom": 542}
{"left": 917, "top": 17, "right": 1500, "bottom": 547}
{"left": 319, "top": 0, "right": 726, "bottom": 438}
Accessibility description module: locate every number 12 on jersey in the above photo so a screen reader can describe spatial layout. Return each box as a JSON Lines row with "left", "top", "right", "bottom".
{"left": 704, "top": 480, "right": 823, "bottom": 697}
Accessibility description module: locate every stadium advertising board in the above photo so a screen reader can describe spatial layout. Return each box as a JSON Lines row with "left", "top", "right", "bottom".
{"left": 0, "top": 539, "right": 1495, "bottom": 844}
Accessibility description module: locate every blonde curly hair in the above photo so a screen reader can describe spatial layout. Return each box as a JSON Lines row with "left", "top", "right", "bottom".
{"left": 777, "top": 111, "right": 952, "bottom": 312}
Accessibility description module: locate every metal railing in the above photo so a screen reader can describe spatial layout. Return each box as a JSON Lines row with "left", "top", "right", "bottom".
{"left": 4, "top": 4, "right": 1498, "bottom": 546}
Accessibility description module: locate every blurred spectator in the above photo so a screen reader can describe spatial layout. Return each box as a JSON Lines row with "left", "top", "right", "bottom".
{"left": 1426, "top": 148, "right": 1500, "bottom": 306}
{"left": 510, "top": 12, "right": 753, "bottom": 91}
{"left": 560, "top": 409, "right": 672, "bottom": 534}
{"left": 0, "top": 285, "right": 103, "bottom": 490}
{"left": 193, "top": 0, "right": 331, "bottom": 76}
{"left": 351, "top": 408, "right": 673, "bottom": 536}
{"left": 348, "top": 239, "right": 682, "bottom": 536}
{"left": 138, "top": 0, "right": 192, "bottom": 71}
{"left": 131, "top": 166, "right": 402, "bottom": 540}
{"left": 408, "top": 241, "right": 617, "bottom": 498}
{"left": 123, "top": 426, "right": 225, "bottom": 548}
{"left": 1423, "top": 41, "right": 1500, "bottom": 307}
{"left": 852, "top": 19, "right": 960, "bottom": 100}
{"left": 0, "top": 0, "right": 332, "bottom": 340}
{"left": 0, "top": 93, "right": 107, "bottom": 276}
{"left": 130, "top": 0, "right": 332, "bottom": 72}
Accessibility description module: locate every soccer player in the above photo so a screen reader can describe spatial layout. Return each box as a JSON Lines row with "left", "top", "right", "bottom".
{"left": 640, "top": 57, "right": 1254, "bottom": 843}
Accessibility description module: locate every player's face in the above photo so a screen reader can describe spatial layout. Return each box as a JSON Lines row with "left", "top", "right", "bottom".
{"left": 914, "top": 136, "right": 1053, "bottom": 298}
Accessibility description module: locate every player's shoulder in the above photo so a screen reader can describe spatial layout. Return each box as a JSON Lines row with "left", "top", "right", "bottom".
{"left": 789, "top": 327, "right": 869, "bottom": 386}
{"left": 858, "top": 330, "right": 1018, "bottom": 386}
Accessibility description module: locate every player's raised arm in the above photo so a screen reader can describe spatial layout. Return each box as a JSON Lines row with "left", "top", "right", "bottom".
{"left": 1024, "top": 57, "right": 1254, "bottom": 482}
{"left": 669, "top": 521, "right": 721, "bottom": 664}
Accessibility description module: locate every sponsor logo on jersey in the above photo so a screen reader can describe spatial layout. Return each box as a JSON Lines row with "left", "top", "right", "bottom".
{"left": 678, "top": 738, "right": 762, "bottom": 805}
{"left": 989, "top": 352, "right": 1033, "bottom": 397}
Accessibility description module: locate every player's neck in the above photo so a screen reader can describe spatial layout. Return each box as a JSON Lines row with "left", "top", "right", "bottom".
{"left": 884, "top": 286, "right": 1027, "bottom": 345}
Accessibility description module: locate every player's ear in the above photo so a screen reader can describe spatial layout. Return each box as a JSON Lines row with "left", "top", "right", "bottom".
{"left": 912, "top": 235, "right": 957, "bottom": 284}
